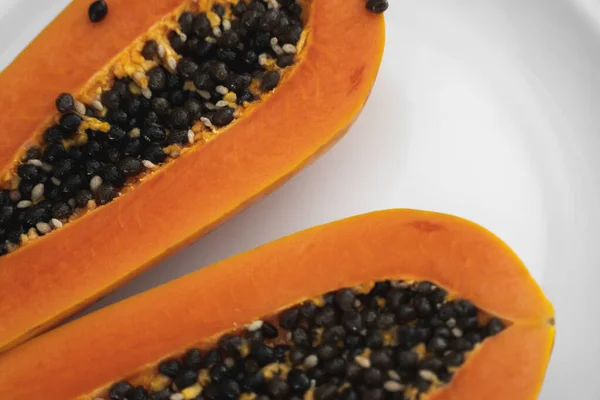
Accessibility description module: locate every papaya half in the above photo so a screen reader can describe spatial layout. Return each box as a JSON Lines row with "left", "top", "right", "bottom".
{"left": 0, "top": 209, "right": 555, "bottom": 400}
{"left": 0, "top": 0, "right": 385, "bottom": 353}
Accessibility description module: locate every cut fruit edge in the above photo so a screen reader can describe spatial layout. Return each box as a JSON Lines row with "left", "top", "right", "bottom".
{"left": 0, "top": 0, "right": 386, "bottom": 353}
{"left": 0, "top": 209, "right": 555, "bottom": 399}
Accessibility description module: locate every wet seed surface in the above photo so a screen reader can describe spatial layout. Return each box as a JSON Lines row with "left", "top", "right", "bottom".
{"left": 97, "top": 280, "right": 505, "bottom": 400}
{"left": 365, "top": 0, "right": 389, "bottom": 14}
{"left": 0, "top": 0, "right": 306, "bottom": 256}
{"left": 89, "top": 0, "right": 109, "bottom": 23}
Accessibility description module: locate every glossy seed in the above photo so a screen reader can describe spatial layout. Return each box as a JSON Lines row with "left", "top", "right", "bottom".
{"left": 304, "top": 354, "right": 318, "bottom": 369}
{"left": 211, "top": 107, "right": 235, "bottom": 127}
{"left": 419, "top": 369, "right": 438, "bottom": 382}
{"left": 174, "top": 370, "right": 198, "bottom": 389}
{"left": 108, "top": 381, "right": 133, "bottom": 400}
{"left": 31, "top": 183, "right": 45, "bottom": 203}
{"left": 148, "top": 67, "right": 167, "bottom": 91}
{"left": 59, "top": 113, "right": 82, "bottom": 135}
{"left": 167, "top": 57, "right": 178, "bottom": 71}
{"left": 142, "top": 124, "right": 167, "bottom": 143}
{"left": 17, "top": 200, "right": 32, "bottom": 209}
{"left": 52, "top": 202, "right": 72, "bottom": 219}
{"left": 119, "top": 157, "right": 143, "bottom": 177}
{"left": 216, "top": 85, "right": 229, "bottom": 95}
{"left": 95, "top": 183, "right": 116, "bottom": 205}
{"left": 282, "top": 43, "right": 297, "bottom": 54}
{"left": 177, "top": 58, "right": 198, "bottom": 80}
{"left": 91, "top": 100, "right": 104, "bottom": 111}
{"left": 88, "top": 0, "right": 108, "bottom": 23}
{"left": 56, "top": 93, "right": 74, "bottom": 113}
{"left": 277, "top": 54, "right": 295, "bottom": 68}
{"left": 36, "top": 222, "right": 52, "bottom": 235}
{"left": 258, "top": 53, "right": 269, "bottom": 66}
{"left": 178, "top": 11, "right": 194, "bottom": 34}
{"left": 428, "top": 337, "right": 449, "bottom": 354}
{"left": 141, "top": 40, "right": 158, "bottom": 60}
{"left": 383, "top": 380, "right": 404, "bottom": 392}
{"left": 142, "top": 160, "right": 157, "bottom": 169}
{"left": 143, "top": 145, "right": 167, "bottom": 164}
{"left": 169, "top": 108, "right": 191, "bottom": 129}
{"left": 366, "top": 0, "right": 389, "bottom": 14}
{"left": 444, "top": 351, "right": 465, "bottom": 367}
{"left": 198, "top": 90, "right": 211, "bottom": 100}
{"left": 74, "top": 190, "right": 93, "bottom": 208}
{"left": 486, "top": 318, "right": 505, "bottom": 336}
{"left": 354, "top": 355, "right": 371, "bottom": 368}
{"left": 261, "top": 71, "right": 281, "bottom": 91}
{"left": 17, "top": 164, "right": 39, "bottom": 181}
{"left": 90, "top": 176, "right": 103, "bottom": 192}
{"left": 157, "top": 44, "right": 166, "bottom": 58}
{"left": 247, "top": 320, "right": 264, "bottom": 331}
{"left": 182, "top": 348, "right": 203, "bottom": 371}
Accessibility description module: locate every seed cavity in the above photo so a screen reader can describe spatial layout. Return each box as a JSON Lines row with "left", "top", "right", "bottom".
{"left": 0, "top": 0, "right": 305, "bottom": 255}
{"left": 97, "top": 280, "right": 506, "bottom": 400}
{"left": 74, "top": 100, "right": 87, "bottom": 115}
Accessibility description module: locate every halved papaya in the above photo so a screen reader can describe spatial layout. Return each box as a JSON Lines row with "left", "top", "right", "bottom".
{"left": 0, "top": 0, "right": 385, "bottom": 352}
{"left": 0, "top": 209, "right": 555, "bottom": 400}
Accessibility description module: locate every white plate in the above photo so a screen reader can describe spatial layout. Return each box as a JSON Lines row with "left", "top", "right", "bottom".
{"left": 1, "top": 1, "right": 599, "bottom": 398}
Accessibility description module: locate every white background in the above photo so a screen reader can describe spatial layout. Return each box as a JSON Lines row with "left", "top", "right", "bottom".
{"left": 1, "top": 1, "right": 599, "bottom": 398}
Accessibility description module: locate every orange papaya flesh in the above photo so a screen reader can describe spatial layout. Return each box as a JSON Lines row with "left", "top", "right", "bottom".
{"left": 0, "top": 209, "right": 554, "bottom": 400}
{"left": 0, "top": 0, "right": 385, "bottom": 353}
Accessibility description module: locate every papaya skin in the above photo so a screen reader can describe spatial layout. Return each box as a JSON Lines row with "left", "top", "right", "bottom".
{"left": 0, "top": 0, "right": 385, "bottom": 353}
{"left": 0, "top": 209, "right": 554, "bottom": 400}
